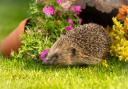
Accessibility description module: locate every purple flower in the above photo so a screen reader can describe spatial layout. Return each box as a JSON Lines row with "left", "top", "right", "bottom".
{"left": 43, "top": 6, "right": 55, "bottom": 17}
{"left": 40, "top": 49, "right": 49, "bottom": 62}
{"left": 70, "top": 5, "right": 81, "bottom": 14}
{"left": 65, "top": 25, "right": 73, "bottom": 31}
{"left": 67, "top": 18, "right": 74, "bottom": 25}
{"left": 57, "top": 0, "right": 62, "bottom": 4}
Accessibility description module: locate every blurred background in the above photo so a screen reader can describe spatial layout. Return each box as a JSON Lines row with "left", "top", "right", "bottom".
{"left": 0, "top": 0, "right": 30, "bottom": 40}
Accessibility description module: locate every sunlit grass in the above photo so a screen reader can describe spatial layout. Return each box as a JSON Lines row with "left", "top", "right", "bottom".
{"left": 0, "top": 56, "right": 128, "bottom": 89}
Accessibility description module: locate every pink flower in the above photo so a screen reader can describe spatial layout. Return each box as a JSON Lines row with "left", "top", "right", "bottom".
{"left": 40, "top": 49, "right": 49, "bottom": 62}
{"left": 43, "top": 6, "right": 55, "bottom": 17}
{"left": 60, "top": 1, "right": 72, "bottom": 10}
{"left": 57, "top": 0, "right": 62, "bottom": 4}
{"left": 67, "top": 18, "right": 74, "bottom": 25}
{"left": 65, "top": 25, "right": 73, "bottom": 31}
{"left": 70, "top": 5, "right": 81, "bottom": 14}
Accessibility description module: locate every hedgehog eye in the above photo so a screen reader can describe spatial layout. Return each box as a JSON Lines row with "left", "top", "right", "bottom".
{"left": 70, "top": 48, "right": 76, "bottom": 56}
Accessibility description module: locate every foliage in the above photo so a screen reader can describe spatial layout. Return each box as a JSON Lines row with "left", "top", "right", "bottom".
{"left": 11, "top": 0, "right": 80, "bottom": 61}
{"left": 11, "top": 30, "right": 52, "bottom": 61}
{"left": 110, "top": 17, "right": 128, "bottom": 61}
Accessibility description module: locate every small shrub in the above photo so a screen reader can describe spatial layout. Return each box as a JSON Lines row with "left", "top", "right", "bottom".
{"left": 110, "top": 5, "right": 128, "bottom": 61}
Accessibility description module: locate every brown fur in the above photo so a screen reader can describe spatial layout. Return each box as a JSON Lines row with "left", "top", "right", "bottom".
{"left": 46, "top": 23, "right": 111, "bottom": 65}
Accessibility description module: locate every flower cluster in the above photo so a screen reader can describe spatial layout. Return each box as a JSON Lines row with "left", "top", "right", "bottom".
{"left": 16, "top": 0, "right": 82, "bottom": 61}
{"left": 42, "top": 0, "right": 81, "bottom": 31}
{"left": 39, "top": 0, "right": 82, "bottom": 61}
{"left": 43, "top": 6, "right": 55, "bottom": 17}
{"left": 57, "top": 0, "right": 62, "bottom": 4}
{"left": 70, "top": 5, "right": 81, "bottom": 14}
{"left": 117, "top": 5, "right": 128, "bottom": 25}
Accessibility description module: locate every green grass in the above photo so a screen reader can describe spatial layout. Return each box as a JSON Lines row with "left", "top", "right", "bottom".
{"left": 0, "top": 57, "right": 128, "bottom": 89}
{"left": 0, "top": 1, "right": 128, "bottom": 89}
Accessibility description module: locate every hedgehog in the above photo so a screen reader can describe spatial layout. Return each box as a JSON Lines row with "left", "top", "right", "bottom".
{"left": 45, "top": 23, "right": 111, "bottom": 65}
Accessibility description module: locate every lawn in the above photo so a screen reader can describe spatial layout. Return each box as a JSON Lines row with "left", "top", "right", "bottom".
{"left": 0, "top": 1, "right": 128, "bottom": 89}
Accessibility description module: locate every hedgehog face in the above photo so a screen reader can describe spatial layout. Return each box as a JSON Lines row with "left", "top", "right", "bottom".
{"left": 46, "top": 47, "right": 84, "bottom": 65}
{"left": 46, "top": 39, "right": 85, "bottom": 65}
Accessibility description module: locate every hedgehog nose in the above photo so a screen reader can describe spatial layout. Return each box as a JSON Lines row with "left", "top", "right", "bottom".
{"left": 46, "top": 54, "right": 59, "bottom": 64}
{"left": 46, "top": 58, "right": 53, "bottom": 65}
{"left": 45, "top": 56, "right": 53, "bottom": 64}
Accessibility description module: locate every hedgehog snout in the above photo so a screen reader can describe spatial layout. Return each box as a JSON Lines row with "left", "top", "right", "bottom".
{"left": 46, "top": 53, "right": 59, "bottom": 64}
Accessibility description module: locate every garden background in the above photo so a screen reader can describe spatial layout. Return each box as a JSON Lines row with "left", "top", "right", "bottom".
{"left": 0, "top": 0, "right": 128, "bottom": 89}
